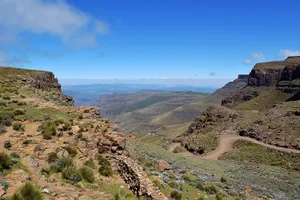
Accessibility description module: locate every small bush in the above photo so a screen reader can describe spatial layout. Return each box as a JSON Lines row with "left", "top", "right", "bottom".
{"left": 182, "top": 173, "right": 191, "bottom": 181}
{"left": 84, "top": 158, "right": 95, "bottom": 169}
{"left": 220, "top": 177, "right": 227, "bottom": 183}
{"left": 204, "top": 184, "right": 218, "bottom": 194}
{"left": 50, "top": 157, "right": 73, "bottom": 172}
{"left": 13, "top": 122, "right": 24, "bottom": 131}
{"left": 2, "top": 96, "right": 11, "bottom": 100}
{"left": 17, "top": 101, "right": 27, "bottom": 106}
{"left": 216, "top": 193, "right": 225, "bottom": 200}
{"left": 114, "top": 193, "right": 120, "bottom": 200}
{"left": 20, "top": 95, "right": 26, "bottom": 98}
{"left": 0, "top": 124, "right": 7, "bottom": 133}
{"left": 78, "top": 114, "right": 83, "bottom": 120}
{"left": 63, "top": 146, "right": 77, "bottom": 157}
{"left": 97, "top": 155, "right": 110, "bottom": 166}
{"left": 12, "top": 100, "right": 18, "bottom": 104}
{"left": 169, "top": 171, "right": 175, "bottom": 180}
{"left": 98, "top": 165, "right": 113, "bottom": 177}
{"left": 79, "top": 166, "right": 95, "bottom": 183}
{"left": 0, "top": 101, "right": 7, "bottom": 107}
{"left": 0, "top": 152, "right": 12, "bottom": 171}
{"left": 168, "top": 180, "right": 179, "bottom": 188}
{"left": 10, "top": 182, "right": 43, "bottom": 200}
{"left": 0, "top": 114, "right": 13, "bottom": 127}
{"left": 39, "top": 121, "right": 56, "bottom": 140}
{"left": 196, "top": 182, "right": 204, "bottom": 190}
{"left": 47, "top": 152, "right": 58, "bottom": 163}
{"left": 14, "top": 108, "right": 26, "bottom": 115}
{"left": 62, "top": 167, "right": 82, "bottom": 185}
{"left": 170, "top": 190, "right": 182, "bottom": 200}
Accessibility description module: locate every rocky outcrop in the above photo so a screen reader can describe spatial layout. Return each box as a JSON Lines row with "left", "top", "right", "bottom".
{"left": 248, "top": 56, "right": 300, "bottom": 87}
{"left": 0, "top": 67, "right": 74, "bottom": 106}
{"left": 114, "top": 155, "right": 168, "bottom": 200}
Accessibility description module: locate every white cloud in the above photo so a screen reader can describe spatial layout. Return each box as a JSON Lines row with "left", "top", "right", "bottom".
{"left": 209, "top": 72, "right": 216, "bottom": 76}
{"left": 243, "top": 59, "right": 252, "bottom": 64}
{"left": 251, "top": 52, "right": 266, "bottom": 61}
{"left": 279, "top": 49, "right": 300, "bottom": 57}
{"left": 0, "top": 0, "right": 109, "bottom": 48}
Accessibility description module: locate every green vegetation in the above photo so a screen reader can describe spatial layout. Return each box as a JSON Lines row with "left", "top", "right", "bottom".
{"left": 98, "top": 155, "right": 113, "bottom": 177}
{"left": 10, "top": 182, "right": 43, "bottom": 200}
{"left": 84, "top": 158, "right": 95, "bottom": 169}
{"left": 170, "top": 190, "right": 182, "bottom": 200}
{"left": 79, "top": 166, "right": 95, "bottom": 183}
{"left": 47, "top": 152, "right": 58, "bottom": 163}
{"left": 63, "top": 146, "right": 77, "bottom": 157}
{"left": 13, "top": 122, "right": 24, "bottom": 131}
{"left": 62, "top": 167, "right": 82, "bottom": 185}
{"left": 220, "top": 141, "right": 300, "bottom": 170}
{"left": 50, "top": 157, "right": 73, "bottom": 172}
{"left": 0, "top": 152, "right": 12, "bottom": 171}
{"left": 220, "top": 177, "right": 227, "bottom": 183}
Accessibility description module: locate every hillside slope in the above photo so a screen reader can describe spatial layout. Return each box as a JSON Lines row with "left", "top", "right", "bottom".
{"left": 96, "top": 76, "right": 247, "bottom": 138}
{"left": 0, "top": 67, "right": 169, "bottom": 200}
{"left": 174, "top": 56, "right": 300, "bottom": 155}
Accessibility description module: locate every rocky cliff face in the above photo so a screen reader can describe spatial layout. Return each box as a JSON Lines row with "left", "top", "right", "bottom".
{"left": 0, "top": 66, "right": 74, "bottom": 105}
{"left": 248, "top": 56, "right": 300, "bottom": 88}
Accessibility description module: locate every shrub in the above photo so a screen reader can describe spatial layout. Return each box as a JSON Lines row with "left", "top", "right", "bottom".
{"left": 41, "top": 168, "right": 51, "bottom": 176}
{"left": 0, "top": 152, "right": 12, "bottom": 171}
{"left": 39, "top": 121, "right": 56, "bottom": 140}
{"left": 20, "top": 95, "right": 26, "bottom": 98}
{"left": 114, "top": 193, "right": 120, "bottom": 200}
{"left": 169, "top": 171, "right": 175, "bottom": 180}
{"left": 84, "top": 158, "right": 95, "bottom": 169}
{"left": 196, "top": 182, "right": 204, "bottom": 190}
{"left": 170, "top": 190, "right": 182, "bottom": 200}
{"left": 98, "top": 165, "right": 113, "bottom": 177}
{"left": 63, "top": 146, "right": 77, "bottom": 157}
{"left": 0, "top": 124, "right": 6, "bottom": 133}
{"left": 50, "top": 157, "right": 73, "bottom": 172}
{"left": 10, "top": 182, "right": 43, "bottom": 200}
{"left": 220, "top": 177, "right": 227, "bottom": 183}
{"left": 78, "top": 114, "right": 83, "bottom": 120}
{"left": 0, "top": 114, "right": 13, "bottom": 127}
{"left": 47, "top": 152, "right": 58, "bottom": 163}
{"left": 14, "top": 108, "right": 26, "bottom": 115}
{"left": 168, "top": 180, "right": 179, "bottom": 188}
{"left": 17, "top": 101, "right": 27, "bottom": 106}
{"left": 0, "top": 101, "right": 7, "bottom": 107}
{"left": 79, "top": 166, "right": 95, "bottom": 183}
{"left": 62, "top": 167, "right": 82, "bottom": 185}
{"left": 13, "top": 122, "right": 24, "bottom": 131}
{"left": 98, "top": 145, "right": 105, "bottom": 154}
{"left": 12, "top": 100, "right": 18, "bottom": 104}
{"left": 182, "top": 173, "right": 191, "bottom": 182}
{"left": 204, "top": 184, "right": 218, "bottom": 194}
{"left": 97, "top": 155, "right": 110, "bottom": 166}
{"left": 216, "top": 193, "right": 225, "bottom": 200}
{"left": 2, "top": 96, "right": 10, "bottom": 100}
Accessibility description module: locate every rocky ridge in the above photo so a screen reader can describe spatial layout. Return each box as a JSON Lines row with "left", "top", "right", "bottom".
{"left": 0, "top": 67, "right": 166, "bottom": 200}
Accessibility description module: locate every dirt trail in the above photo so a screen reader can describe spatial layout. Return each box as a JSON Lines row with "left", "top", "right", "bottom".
{"left": 168, "top": 135, "right": 300, "bottom": 160}
{"left": 203, "top": 135, "right": 300, "bottom": 160}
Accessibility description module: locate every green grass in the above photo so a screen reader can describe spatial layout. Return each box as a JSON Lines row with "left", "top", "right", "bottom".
{"left": 220, "top": 141, "right": 300, "bottom": 170}
{"left": 100, "top": 183, "right": 137, "bottom": 200}
{"left": 235, "top": 90, "right": 292, "bottom": 111}
{"left": 14, "top": 106, "right": 76, "bottom": 121}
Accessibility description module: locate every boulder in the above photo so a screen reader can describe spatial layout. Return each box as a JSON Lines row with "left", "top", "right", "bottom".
{"left": 157, "top": 160, "right": 171, "bottom": 170}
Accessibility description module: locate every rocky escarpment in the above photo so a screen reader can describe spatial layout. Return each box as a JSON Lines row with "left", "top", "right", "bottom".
{"left": 0, "top": 66, "right": 74, "bottom": 105}
{"left": 248, "top": 56, "right": 300, "bottom": 88}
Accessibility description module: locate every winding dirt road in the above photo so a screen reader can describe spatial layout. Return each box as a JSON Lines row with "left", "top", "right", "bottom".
{"left": 168, "top": 135, "right": 300, "bottom": 160}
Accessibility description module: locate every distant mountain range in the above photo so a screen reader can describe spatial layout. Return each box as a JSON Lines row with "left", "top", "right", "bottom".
{"left": 62, "top": 83, "right": 216, "bottom": 106}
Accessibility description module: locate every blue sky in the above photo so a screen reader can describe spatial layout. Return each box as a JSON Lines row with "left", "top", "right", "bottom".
{"left": 0, "top": 0, "right": 300, "bottom": 82}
